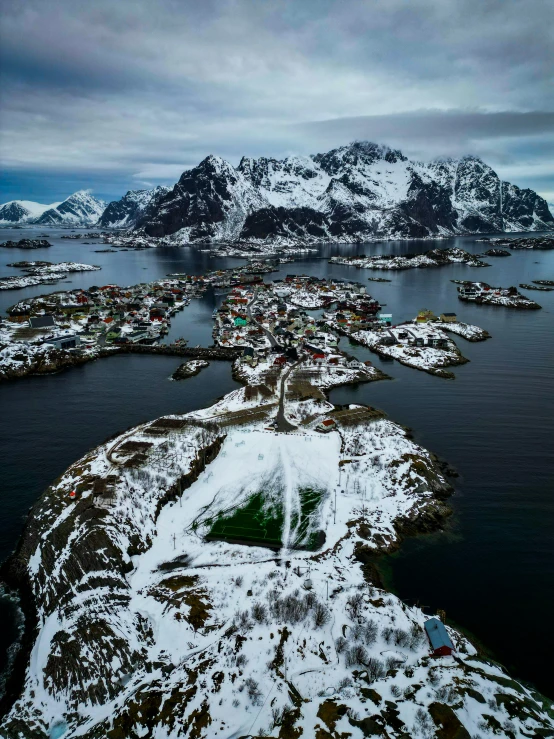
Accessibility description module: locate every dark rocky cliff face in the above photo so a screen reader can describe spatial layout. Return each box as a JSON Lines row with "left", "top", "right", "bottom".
{"left": 401, "top": 171, "right": 459, "bottom": 234}
{"left": 139, "top": 156, "right": 263, "bottom": 239}
{"left": 502, "top": 181, "right": 553, "bottom": 230}
{"left": 135, "top": 142, "right": 554, "bottom": 242}
{"left": 240, "top": 206, "right": 329, "bottom": 240}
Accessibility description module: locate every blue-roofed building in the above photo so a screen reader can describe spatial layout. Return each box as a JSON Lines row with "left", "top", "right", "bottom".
{"left": 424, "top": 617, "right": 455, "bottom": 656}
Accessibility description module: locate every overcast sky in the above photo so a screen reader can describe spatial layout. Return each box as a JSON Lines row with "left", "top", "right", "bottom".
{"left": 1, "top": 0, "right": 552, "bottom": 205}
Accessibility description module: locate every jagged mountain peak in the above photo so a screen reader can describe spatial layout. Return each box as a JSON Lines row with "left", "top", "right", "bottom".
{"left": 192, "top": 154, "right": 236, "bottom": 177}
{"left": 313, "top": 141, "right": 408, "bottom": 174}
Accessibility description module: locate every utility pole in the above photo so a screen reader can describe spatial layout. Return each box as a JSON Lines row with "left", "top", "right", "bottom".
{"left": 334, "top": 488, "right": 337, "bottom": 525}
{"left": 172, "top": 533, "right": 176, "bottom": 550}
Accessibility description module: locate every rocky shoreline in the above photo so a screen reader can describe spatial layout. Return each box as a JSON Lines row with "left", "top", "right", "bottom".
{"left": 0, "top": 344, "right": 242, "bottom": 382}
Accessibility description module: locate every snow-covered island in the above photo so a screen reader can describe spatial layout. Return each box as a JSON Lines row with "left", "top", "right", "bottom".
{"left": 326, "top": 307, "right": 489, "bottom": 379}
{"left": 457, "top": 282, "right": 542, "bottom": 309}
{"left": 0, "top": 261, "right": 101, "bottom": 291}
{"left": 2, "top": 334, "right": 553, "bottom": 737}
{"left": 330, "top": 246, "right": 489, "bottom": 271}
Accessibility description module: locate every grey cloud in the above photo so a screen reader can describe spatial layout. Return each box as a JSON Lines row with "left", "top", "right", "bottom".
{"left": 0, "top": 0, "right": 552, "bottom": 202}
{"left": 297, "top": 112, "right": 554, "bottom": 149}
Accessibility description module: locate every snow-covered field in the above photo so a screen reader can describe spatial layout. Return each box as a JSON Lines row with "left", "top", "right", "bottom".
{"left": 434, "top": 321, "right": 491, "bottom": 342}
{"left": 2, "top": 371, "right": 553, "bottom": 737}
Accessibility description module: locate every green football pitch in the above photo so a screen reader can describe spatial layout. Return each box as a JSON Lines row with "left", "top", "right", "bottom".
{"left": 205, "top": 488, "right": 325, "bottom": 550}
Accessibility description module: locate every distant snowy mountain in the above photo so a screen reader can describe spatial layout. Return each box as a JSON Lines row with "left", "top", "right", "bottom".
{"left": 0, "top": 199, "right": 61, "bottom": 225}
{"left": 137, "top": 141, "right": 554, "bottom": 243}
{"left": 0, "top": 192, "right": 105, "bottom": 226}
{"left": 35, "top": 191, "right": 106, "bottom": 226}
{"left": 98, "top": 186, "right": 170, "bottom": 228}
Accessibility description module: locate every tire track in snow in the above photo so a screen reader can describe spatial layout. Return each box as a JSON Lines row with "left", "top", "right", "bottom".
{"left": 279, "top": 437, "right": 301, "bottom": 555}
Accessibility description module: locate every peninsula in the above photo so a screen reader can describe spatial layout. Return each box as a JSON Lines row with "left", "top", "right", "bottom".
{"left": 2, "top": 312, "right": 553, "bottom": 737}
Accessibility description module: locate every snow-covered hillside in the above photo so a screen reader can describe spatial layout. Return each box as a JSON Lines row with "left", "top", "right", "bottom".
{"left": 34, "top": 191, "right": 106, "bottom": 226}
{"left": 98, "top": 186, "right": 170, "bottom": 228}
{"left": 137, "top": 141, "right": 554, "bottom": 244}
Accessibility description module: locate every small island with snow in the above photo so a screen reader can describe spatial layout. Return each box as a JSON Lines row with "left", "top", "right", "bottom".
{"left": 330, "top": 246, "right": 490, "bottom": 271}
{"left": 171, "top": 359, "right": 209, "bottom": 380}
{"left": 457, "top": 282, "right": 542, "bottom": 309}
{"left": 0, "top": 261, "right": 101, "bottom": 290}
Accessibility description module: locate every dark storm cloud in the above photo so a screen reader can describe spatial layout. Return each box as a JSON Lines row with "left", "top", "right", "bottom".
{"left": 0, "top": 0, "right": 552, "bottom": 203}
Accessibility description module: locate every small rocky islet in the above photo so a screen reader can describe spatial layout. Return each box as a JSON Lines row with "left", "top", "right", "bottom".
{"left": 519, "top": 283, "right": 553, "bottom": 291}
{"left": 171, "top": 359, "right": 209, "bottom": 380}
{"left": 478, "top": 235, "right": 554, "bottom": 250}
{"left": 482, "top": 247, "right": 511, "bottom": 257}
{"left": 0, "top": 238, "right": 52, "bottom": 249}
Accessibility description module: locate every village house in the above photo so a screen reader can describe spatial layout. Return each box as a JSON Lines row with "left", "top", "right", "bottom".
{"left": 316, "top": 418, "right": 337, "bottom": 433}
{"left": 424, "top": 618, "right": 455, "bottom": 657}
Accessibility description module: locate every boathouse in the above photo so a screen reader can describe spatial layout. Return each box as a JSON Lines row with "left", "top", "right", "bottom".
{"left": 424, "top": 618, "right": 455, "bottom": 656}
{"left": 44, "top": 334, "right": 81, "bottom": 350}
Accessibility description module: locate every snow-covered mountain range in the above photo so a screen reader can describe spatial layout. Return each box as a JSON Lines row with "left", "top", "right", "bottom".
{"left": 0, "top": 191, "right": 105, "bottom": 227}
{"left": 137, "top": 142, "right": 553, "bottom": 243}
{"left": 2, "top": 142, "right": 553, "bottom": 240}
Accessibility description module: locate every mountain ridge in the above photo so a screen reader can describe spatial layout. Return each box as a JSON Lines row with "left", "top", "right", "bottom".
{"left": 1, "top": 142, "right": 552, "bottom": 239}
{"left": 136, "top": 142, "right": 554, "bottom": 243}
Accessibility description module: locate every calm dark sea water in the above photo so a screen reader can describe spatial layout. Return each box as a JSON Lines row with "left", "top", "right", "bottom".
{"left": 1, "top": 228, "right": 553, "bottom": 697}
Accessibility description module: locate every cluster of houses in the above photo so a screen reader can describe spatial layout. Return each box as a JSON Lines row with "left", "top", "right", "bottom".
{"left": 7, "top": 279, "right": 200, "bottom": 350}
{"left": 213, "top": 275, "right": 381, "bottom": 373}
{"left": 3, "top": 259, "right": 290, "bottom": 354}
